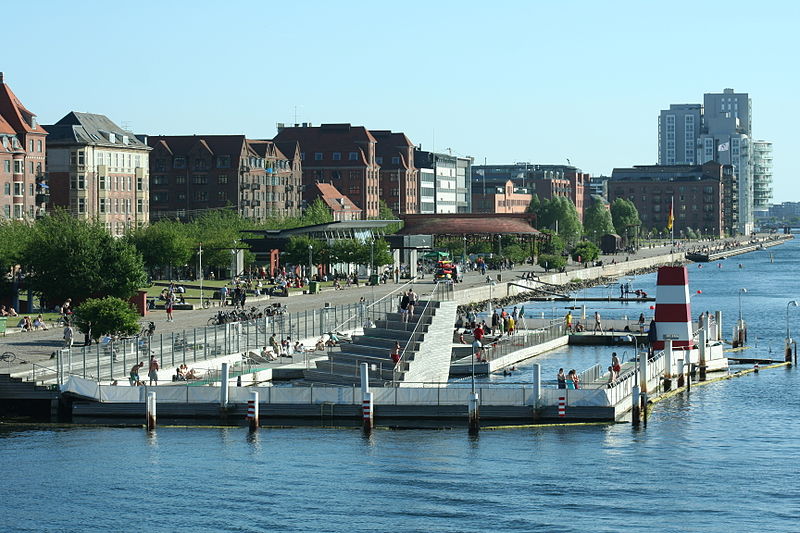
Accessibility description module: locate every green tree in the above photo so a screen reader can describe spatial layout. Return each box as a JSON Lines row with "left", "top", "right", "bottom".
{"left": 284, "top": 235, "right": 327, "bottom": 267}
{"left": 501, "top": 243, "right": 528, "bottom": 263}
{"left": 570, "top": 241, "right": 600, "bottom": 263}
{"left": 0, "top": 220, "right": 30, "bottom": 274}
{"left": 376, "top": 199, "right": 402, "bottom": 234}
{"left": 329, "top": 239, "right": 361, "bottom": 265}
{"left": 526, "top": 194, "right": 541, "bottom": 216}
{"left": 538, "top": 254, "right": 565, "bottom": 272}
{"left": 73, "top": 296, "right": 141, "bottom": 340}
{"left": 538, "top": 230, "right": 565, "bottom": 255}
{"left": 301, "top": 197, "right": 334, "bottom": 226}
{"left": 583, "top": 198, "right": 615, "bottom": 243}
{"left": 126, "top": 220, "right": 193, "bottom": 273}
{"left": 610, "top": 198, "right": 641, "bottom": 238}
{"left": 22, "top": 210, "right": 146, "bottom": 304}
{"left": 534, "top": 197, "right": 582, "bottom": 246}
{"left": 188, "top": 210, "right": 252, "bottom": 270}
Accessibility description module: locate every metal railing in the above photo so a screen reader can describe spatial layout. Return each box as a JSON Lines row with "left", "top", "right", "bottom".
{"left": 578, "top": 363, "right": 602, "bottom": 385}
{"left": 480, "top": 320, "right": 563, "bottom": 363}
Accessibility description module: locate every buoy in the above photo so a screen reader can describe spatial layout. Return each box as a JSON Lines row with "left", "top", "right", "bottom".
{"left": 754, "top": 363, "right": 759, "bottom": 373}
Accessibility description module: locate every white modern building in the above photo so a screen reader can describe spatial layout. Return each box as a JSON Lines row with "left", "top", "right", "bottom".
{"left": 752, "top": 140, "right": 773, "bottom": 218}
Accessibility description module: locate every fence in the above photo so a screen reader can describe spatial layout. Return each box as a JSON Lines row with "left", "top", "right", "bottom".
{"left": 481, "top": 320, "right": 564, "bottom": 363}
{"left": 42, "top": 297, "right": 405, "bottom": 385}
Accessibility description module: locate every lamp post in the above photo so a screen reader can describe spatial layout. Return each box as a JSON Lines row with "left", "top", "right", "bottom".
{"left": 786, "top": 300, "right": 798, "bottom": 363}
{"left": 738, "top": 288, "right": 747, "bottom": 321}
{"left": 198, "top": 243, "right": 203, "bottom": 305}
{"left": 308, "top": 245, "right": 313, "bottom": 279}
{"left": 463, "top": 236, "right": 467, "bottom": 266}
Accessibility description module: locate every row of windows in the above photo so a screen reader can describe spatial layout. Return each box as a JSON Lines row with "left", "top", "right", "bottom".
{"left": 302, "top": 151, "right": 361, "bottom": 162}
{"left": 70, "top": 176, "right": 145, "bottom": 191}
{"left": 2, "top": 182, "right": 37, "bottom": 196}
{"left": 89, "top": 151, "right": 144, "bottom": 170}
{"left": 2, "top": 203, "right": 36, "bottom": 218}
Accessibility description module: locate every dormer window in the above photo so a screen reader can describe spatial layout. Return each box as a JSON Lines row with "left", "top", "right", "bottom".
{"left": 122, "top": 135, "right": 129, "bottom": 145}
{"left": 108, "top": 132, "right": 116, "bottom": 143}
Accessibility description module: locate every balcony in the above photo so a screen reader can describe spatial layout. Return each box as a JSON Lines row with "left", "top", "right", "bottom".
{"left": 241, "top": 183, "right": 250, "bottom": 190}
{"left": 35, "top": 193, "right": 50, "bottom": 205}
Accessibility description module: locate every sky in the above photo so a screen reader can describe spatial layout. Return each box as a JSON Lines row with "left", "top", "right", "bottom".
{"left": 4, "top": 0, "right": 799, "bottom": 199}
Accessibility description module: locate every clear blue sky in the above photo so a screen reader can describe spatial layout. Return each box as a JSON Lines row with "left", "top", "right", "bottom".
{"left": 5, "top": 0, "right": 799, "bottom": 199}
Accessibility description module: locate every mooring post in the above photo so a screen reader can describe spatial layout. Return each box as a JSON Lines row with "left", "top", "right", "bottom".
{"left": 676, "top": 358, "right": 685, "bottom": 388}
{"left": 663, "top": 340, "right": 673, "bottom": 392}
{"left": 146, "top": 391, "right": 156, "bottom": 431}
{"left": 531, "top": 363, "right": 541, "bottom": 409}
{"left": 360, "top": 362, "right": 373, "bottom": 432}
{"left": 685, "top": 353, "right": 692, "bottom": 392}
{"left": 220, "top": 362, "right": 230, "bottom": 408}
{"left": 247, "top": 390, "right": 259, "bottom": 431}
{"left": 698, "top": 329, "right": 707, "bottom": 381}
{"left": 639, "top": 348, "right": 648, "bottom": 424}
{"left": 715, "top": 311, "right": 723, "bottom": 342}
{"left": 631, "top": 381, "right": 640, "bottom": 426}
{"left": 468, "top": 392, "right": 480, "bottom": 433}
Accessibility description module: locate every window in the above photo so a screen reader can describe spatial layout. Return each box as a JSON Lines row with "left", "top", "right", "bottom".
{"left": 192, "top": 175, "right": 208, "bottom": 185}
{"left": 176, "top": 176, "right": 186, "bottom": 185}
{"left": 314, "top": 152, "right": 323, "bottom": 161}
{"left": 3, "top": 160, "right": 9, "bottom": 173}
{"left": 29, "top": 140, "right": 34, "bottom": 152}
{"left": 3, "top": 205, "right": 9, "bottom": 217}
{"left": 13, "top": 182, "right": 23, "bottom": 196}
{"left": 217, "top": 191, "right": 227, "bottom": 201}
{"left": 300, "top": 152, "right": 305, "bottom": 161}
{"left": 177, "top": 193, "right": 186, "bottom": 201}
{"left": 216, "top": 155, "right": 231, "bottom": 168}
{"left": 392, "top": 156, "right": 400, "bottom": 165}
{"left": 332, "top": 152, "right": 341, "bottom": 161}
{"left": 99, "top": 199, "right": 107, "bottom": 213}
{"left": 135, "top": 155, "right": 141, "bottom": 168}
{"left": 78, "top": 151, "right": 85, "bottom": 165}
{"left": 218, "top": 175, "right": 228, "bottom": 184}
{"left": 193, "top": 158, "right": 207, "bottom": 171}
{"left": 137, "top": 177, "right": 143, "bottom": 191}
{"left": 155, "top": 158, "right": 167, "bottom": 171}
{"left": 3, "top": 183, "right": 9, "bottom": 195}
{"left": 376, "top": 156, "right": 383, "bottom": 165}
{"left": 174, "top": 156, "right": 186, "bottom": 169}
{"left": 77, "top": 198, "right": 85, "bottom": 214}
{"left": 114, "top": 199, "right": 119, "bottom": 214}
{"left": 349, "top": 152, "right": 358, "bottom": 161}
{"left": 13, "top": 160, "right": 23, "bottom": 174}
{"left": 153, "top": 175, "right": 169, "bottom": 185}
{"left": 194, "top": 191, "right": 208, "bottom": 201}
{"left": 29, "top": 183, "right": 34, "bottom": 196}
{"left": 137, "top": 199, "right": 143, "bottom": 213}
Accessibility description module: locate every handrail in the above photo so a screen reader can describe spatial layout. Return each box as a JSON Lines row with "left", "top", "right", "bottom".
{"left": 326, "top": 276, "right": 420, "bottom": 335}
{"left": 392, "top": 281, "right": 443, "bottom": 386}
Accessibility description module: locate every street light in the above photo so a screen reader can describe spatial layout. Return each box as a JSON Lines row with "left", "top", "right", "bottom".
{"left": 738, "top": 288, "right": 747, "bottom": 321}
{"left": 786, "top": 300, "right": 798, "bottom": 340}
{"left": 624, "top": 334, "right": 641, "bottom": 425}
{"left": 463, "top": 236, "right": 467, "bottom": 266}
{"left": 308, "top": 245, "right": 313, "bottom": 279}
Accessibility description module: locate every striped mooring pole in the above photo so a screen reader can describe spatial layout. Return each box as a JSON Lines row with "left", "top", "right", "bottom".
{"left": 246, "top": 391, "right": 259, "bottom": 431}
{"left": 360, "top": 362, "right": 373, "bottom": 432}
{"left": 468, "top": 392, "right": 480, "bottom": 433}
{"left": 146, "top": 391, "right": 156, "bottom": 431}
{"left": 558, "top": 396, "right": 566, "bottom": 418}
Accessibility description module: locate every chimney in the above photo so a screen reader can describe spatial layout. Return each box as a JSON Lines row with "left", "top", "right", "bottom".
{"left": 0, "top": 72, "right": 4, "bottom": 83}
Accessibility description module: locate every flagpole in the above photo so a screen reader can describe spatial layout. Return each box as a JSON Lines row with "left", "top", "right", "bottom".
{"left": 670, "top": 196, "right": 674, "bottom": 244}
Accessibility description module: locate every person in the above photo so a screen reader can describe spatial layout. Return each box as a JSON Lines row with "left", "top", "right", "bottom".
{"left": 593, "top": 311, "right": 603, "bottom": 335}
{"left": 557, "top": 368, "right": 567, "bottom": 389}
{"left": 175, "top": 366, "right": 187, "bottom": 381}
{"left": 508, "top": 315, "right": 516, "bottom": 336}
{"left": 399, "top": 292, "right": 410, "bottom": 323}
{"left": 165, "top": 292, "right": 174, "bottom": 322}
{"left": 33, "top": 314, "right": 47, "bottom": 331}
{"left": 269, "top": 333, "right": 280, "bottom": 355}
{"left": 363, "top": 317, "right": 375, "bottom": 329}
{"left": 390, "top": 341, "right": 402, "bottom": 365}
{"left": 261, "top": 345, "right": 277, "bottom": 361}
{"left": 220, "top": 285, "right": 229, "bottom": 306}
{"left": 607, "top": 366, "right": 616, "bottom": 386}
{"left": 8, "top": 306, "right": 18, "bottom": 317}
{"left": 407, "top": 289, "right": 418, "bottom": 320}
{"left": 148, "top": 354, "right": 160, "bottom": 386}
{"left": 61, "top": 298, "right": 72, "bottom": 320}
{"left": 0, "top": 305, "right": 7, "bottom": 317}
{"left": 611, "top": 352, "right": 621, "bottom": 378}
{"left": 638, "top": 313, "right": 646, "bottom": 332}
{"left": 129, "top": 362, "right": 144, "bottom": 385}
{"left": 21, "top": 315, "right": 32, "bottom": 332}
{"left": 83, "top": 322, "right": 92, "bottom": 346}
{"left": 565, "top": 311, "right": 573, "bottom": 333}
{"left": 570, "top": 369, "right": 580, "bottom": 389}
{"left": 63, "top": 323, "right": 74, "bottom": 348}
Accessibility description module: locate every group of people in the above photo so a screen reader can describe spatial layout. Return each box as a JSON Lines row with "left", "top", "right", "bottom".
{"left": 129, "top": 355, "right": 160, "bottom": 386}
{"left": 174, "top": 363, "right": 200, "bottom": 381}
{"left": 266, "top": 334, "right": 307, "bottom": 359}
{"left": 557, "top": 368, "right": 581, "bottom": 389}
{"left": 398, "top": 288, "right": 418, "bottom": 323}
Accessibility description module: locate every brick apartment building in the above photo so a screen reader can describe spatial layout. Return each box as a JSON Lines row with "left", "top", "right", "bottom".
{"left": 471, "top": 179, "right": 532, "bottom": 214}
{"left": 246, "top": 139, "right": 303, "bottom": 218}
{"left": 45, "top": 112, "right": 151, "bottom": 234}
{"left": 312, "top": 182, "right": 362, "bottom": 221}
{"left": 0, "top": 73, "right": 48, "bottom": 221}
{"left": 147, "top": 135, "right": 301, "bottom": 222}
{"left": 371, "top": 130, "right": 418, "bottom": 215}
{"left": 610, "top": 162, "right": 729, "bottom": 237}
{"left": 273, "top": 123, "right": 381, "bottom": 218}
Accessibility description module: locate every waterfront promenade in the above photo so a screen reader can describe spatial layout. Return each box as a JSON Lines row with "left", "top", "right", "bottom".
{"left": 0, "top": 235, "right": 788, "bottom": 379}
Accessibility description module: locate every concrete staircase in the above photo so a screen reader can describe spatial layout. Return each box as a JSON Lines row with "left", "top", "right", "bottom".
{"left": 303, "top": 298, "right": 456, "bottom": 386}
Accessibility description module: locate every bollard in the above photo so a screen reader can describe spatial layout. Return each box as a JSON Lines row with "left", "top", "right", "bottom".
{"left": 663, "top": 340, "right": 673, "bottom": 392}
{"left": 531, "top": 364, "right": 541, "bottom": 409}
{"left": 557, "top": 396, "right": 566, "bottom": 418}
{"left": 220, "top": 362, "right": 230, "bottom": 407}
{"left": 631, "top": 384, "right": 640, "bottom": 426}
{"left": 715, "top": 311, "right": 723, "bottom": 342}
{"left": 698, "top": 329, "right": 707, "bottom": 381}
{"left": 246, "top": 390, "right": 259, "bottom": 431}
{"left": 676, "top": 358, "right": 685, "bottom": 388}
{"left": 468, "top": 392, "right": 480, "bottom": 433}
{"left": 640, "top": 348, "right": 648, "bottom": 396}
{"left": 146, "top": 391, "right": 156, "bottom": 431}
{"left": 754, "top": 362, "right": 759, "bottom": 373}
{"left": 360, "top": 363, "right": 373, "bottom": 432}
{"left": 785, "top": 339, "right": 793, "bottom": 364}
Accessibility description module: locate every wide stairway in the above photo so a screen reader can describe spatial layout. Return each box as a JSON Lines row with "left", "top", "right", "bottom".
{"left": 303, "top": 297, "right": 457, "bottom": 387}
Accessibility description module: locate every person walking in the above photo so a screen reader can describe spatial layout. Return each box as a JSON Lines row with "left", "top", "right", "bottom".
{"left": 565, "top": 311, "right": 573, "bottom": 333}
{"left": 557, "top": 368, "right": 567, "bottom": 389}
{"left": 220, "top": 285, "right": 229, "bottom": 306}
{"left": 165, "top": 292, "right": 174, "bottom": 322}
{"left": 593, "top": 311, "right": 603, "bottom": 335}
{"left": 611, "top": 352, "right": 621, "bottom": 379}
{"left": 63, "top": 323, "right": 74, "bottom": 349}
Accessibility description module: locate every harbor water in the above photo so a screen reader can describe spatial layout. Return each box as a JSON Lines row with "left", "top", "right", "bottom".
{"left": 3, "top": 238, "right": 800, "bottom": 532}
